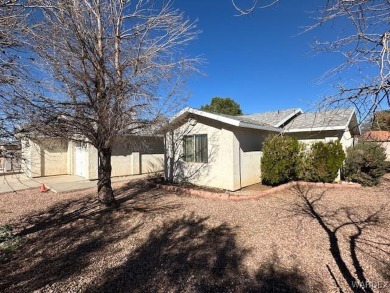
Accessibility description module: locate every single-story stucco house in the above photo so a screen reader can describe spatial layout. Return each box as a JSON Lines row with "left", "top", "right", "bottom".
{"left": 21, "top": 135, "right": 164, "bottom": 179}
{"left": 164, "top": 107, "right": 360, "bottom": 191}
{"left": 362, "top": 130, "right": 390, "bottom": 161}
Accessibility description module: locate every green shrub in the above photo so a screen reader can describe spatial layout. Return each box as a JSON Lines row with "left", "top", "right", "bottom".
{"left": 0, "top": 225, "right": 23, "bottom": 263}
{"left": 302, "top": 141, "right": 346, "bottom": 183}
{"left": 343, "top": 142, "right": 387, "bottom": 186}
{"left": 261, "top": 135, "right": 303, "bottom": 186}
{"left": 384, "top": 161, "right": 390, "bottom": 173}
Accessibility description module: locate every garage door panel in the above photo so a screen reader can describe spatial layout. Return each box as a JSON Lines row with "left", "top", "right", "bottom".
{"left": 75, "top": 146, "right": 86, "bottom": 177}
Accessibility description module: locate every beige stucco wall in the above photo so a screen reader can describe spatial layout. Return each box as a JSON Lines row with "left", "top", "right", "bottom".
{"left": 21, "top": 138, "right": 32, "bottom": 177}
{"left": 110, "top": 136, "right": 164, "bottom": 177}
{"left": 141, "top": 154, "right": 164, "bottom": 173}
{"left": 84, "top": 136, "right": 164, "bottom": 179}
{"left": 166, "top": 116, "right": 270, "bottom": 191}
{"left": 41, "top": 139, "right": 68, "bottom": 176}
{"left": 166, "top": 119, "right": 360, "bottom": 190}
{"left": 22, "top": 138, "right": 68, "bottom": 177}
{"left": 240, "top": 151, "right": 263, "bottom": 188}
{"left": 232, "top": 127, "right": 272, "bottom": 189}
{"left": 22, "top": 135, "right": 163, "bottom": 179}
{"left": 166, "top": 116, "right": 237, "bottom": 190}
{"left": 111, "top": 139, "right": 133, "bottom": 177}
{"left": 289, "top": 128, "right": 355, "bottom": 151}
{"left": 289, "top": 129, "right": 356, "bottom": 182}
{"left": 290, "top": 130, "right": 341, "bottom": 146}
{"left": 340, "top": 128, "right": 354, "bottom": 151}
{"left": 382, "top": 142, "right": 390, "bottom": 161}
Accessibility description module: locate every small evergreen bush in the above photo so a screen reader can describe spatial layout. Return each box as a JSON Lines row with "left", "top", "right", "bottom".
{"left": 261, "top": 135, "right": 303, "bottom": 186}
{"left": 0, "top": 225, "right": 23, "bottom": 263}
{"left": 384, "top": 161, "right": 390, "bottom": 173}
{"left": 343, "top": 142, "right": 387, "bottom": 186}
{"left": 303, "top": 141, "right": 345, "bottom": 183}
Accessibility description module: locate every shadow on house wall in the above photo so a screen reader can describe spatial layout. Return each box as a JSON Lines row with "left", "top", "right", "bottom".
{"left": 164, "top": 116, "right": 219, "bottom": 186}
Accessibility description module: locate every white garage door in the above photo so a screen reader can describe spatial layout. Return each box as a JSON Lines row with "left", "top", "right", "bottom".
{"left": 75, "top": 146, "right": 86, "bottom": 177}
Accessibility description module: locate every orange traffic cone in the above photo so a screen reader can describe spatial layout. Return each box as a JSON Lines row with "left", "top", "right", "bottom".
{"left": 40, "top": 184, "right": 48, "bottom": 193}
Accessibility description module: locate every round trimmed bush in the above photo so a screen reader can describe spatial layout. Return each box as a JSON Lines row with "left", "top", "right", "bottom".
{"left": 261, "top": 135, "right": 303, "bottom": 186}
{"left": 303, "top": 141, "right": 345, "bottom": 183}
{"left": 343, "top": 142, "right": 386, "bottom": 186}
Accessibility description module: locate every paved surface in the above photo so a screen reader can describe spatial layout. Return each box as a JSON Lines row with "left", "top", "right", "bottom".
{"left": 0, "top": 174, "right": 41, "bottom": 193}
{"left": 0, "top": 173, "right": 150, "bottom": 194}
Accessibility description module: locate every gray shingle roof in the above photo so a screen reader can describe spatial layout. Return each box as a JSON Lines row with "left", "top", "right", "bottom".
{"left": 170, "top": 107, "right": 360, "bottom": 135}
{"left": 240, "top": 108, "right": 302, "bottom": 127}
{"left": 212, "top": 112, "right": 277, "bottom": 128}
{"left": 284, "top": 108, "right": 355, "bottom": 131}
{"left": 170, "top": 107, "right": 282, "bottom": 132}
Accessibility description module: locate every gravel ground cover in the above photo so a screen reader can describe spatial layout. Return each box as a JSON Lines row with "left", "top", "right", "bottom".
{"left": 0, "top": 176, "right": 389, "bottom": 292}
{"left": 228, "top": 183, "right": 272, "bottom": 196}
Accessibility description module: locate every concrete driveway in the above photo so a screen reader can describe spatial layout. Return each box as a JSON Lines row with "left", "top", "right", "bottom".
{"left": 0, "top": 173, "right": 150, "bottom": 194}
{"left": 0, "top": 173, "right": 41, "bottom": 193}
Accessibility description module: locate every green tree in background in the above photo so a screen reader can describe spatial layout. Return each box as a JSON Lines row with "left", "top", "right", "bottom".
{"left": 200, "top": 97, "right": 243, "bottom": 116}
{"left": 372, "top": 110, "right": 390, "bottom": 131}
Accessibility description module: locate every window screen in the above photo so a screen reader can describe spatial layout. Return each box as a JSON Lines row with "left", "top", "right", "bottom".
{"left": 183, "top": 134, "right": 208, "bottom": 163}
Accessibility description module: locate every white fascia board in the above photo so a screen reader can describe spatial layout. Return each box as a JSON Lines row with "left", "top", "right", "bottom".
{"left": 169, "top": 107, "right": 239, "bottom": 126}
{"left": 285, "top": 126, "right": 346, "bottom": 133}
{"left": 344, "top": 109, "right": 361, "bottom": 135}
{"left": 341, "top": 109, "right": 354, "bottom": 130}
{"left": 189, "top": 108, "right": 241, "bottom": 126}
{"left": 274, "top": 108, "right": 303, "bottom": 128}
{"left": 171, "top": 107, "right": 280, "bottom": 132}
{"left": 169, "top": 107, "right": 191, "bottom": 122}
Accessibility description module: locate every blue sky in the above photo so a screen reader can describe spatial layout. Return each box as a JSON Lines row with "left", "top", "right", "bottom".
{"left": 173, "top": 0, "right": 348, "bottom": 114}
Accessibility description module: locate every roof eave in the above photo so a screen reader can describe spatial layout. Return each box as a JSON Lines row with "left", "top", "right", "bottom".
{"left": 170, "top": 107, "right": 240, "bottom": 127}
{"left": 345, "top": 110, "right": 361, "bottom": 136}
{"left": 285, "top": 126, "right": 346, "bottom": 133}
{"left": 170, "top": 107, "right": 280, "bottom": 132}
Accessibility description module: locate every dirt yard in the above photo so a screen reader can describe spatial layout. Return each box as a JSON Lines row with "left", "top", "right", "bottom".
{"left": 0, "top": 176, "right": 389, "bottom": 292}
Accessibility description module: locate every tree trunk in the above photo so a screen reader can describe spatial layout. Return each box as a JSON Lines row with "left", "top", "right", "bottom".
{"left": 97, "top": 147, "right": 116, "bottom": 206}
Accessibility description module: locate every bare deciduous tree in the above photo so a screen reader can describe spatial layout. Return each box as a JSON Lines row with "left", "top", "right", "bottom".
{"left": 232, "top": 0, "right": 390, "bottom": 120}
{"left": 231, "top": 0, "right": 277, "bottom": 15}
{"left": 9, "top": 0, "right": 199, "bottom": 205}
{"left": 0, "top": 0, "right": 29, "bottom": 142}
{"left": 312, "top": 0, "right": 390, "bottom": 120}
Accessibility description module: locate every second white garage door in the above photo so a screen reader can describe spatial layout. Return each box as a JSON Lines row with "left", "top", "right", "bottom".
{"left": 74, "top": 145, "right": 86, "bottom": 177}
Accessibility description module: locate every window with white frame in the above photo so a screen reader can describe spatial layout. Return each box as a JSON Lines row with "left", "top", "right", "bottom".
{"left": 183, "top": 134, "right": 208, "bottom": 163}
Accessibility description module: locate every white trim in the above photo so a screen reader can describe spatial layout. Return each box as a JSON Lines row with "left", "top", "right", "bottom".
{"left": 345, "top": 109, "right": 361, "bottom": 135}
{"left": 274, "top": 108, "right": 303, "bottom": 127}
{"left": 171, "top": 107, "right": 281, "bottom": 132}
{"left": 285, "top": 126, "right": 346, "bottom": 133}
{"left": 344, "top": 109, "right": 355, "bottom": 130}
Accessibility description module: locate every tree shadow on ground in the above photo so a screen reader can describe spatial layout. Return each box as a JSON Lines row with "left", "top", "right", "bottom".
{"left": 0, "top": 183, "right": 178, "bottom": 292}
{"left": 288, "top": 185, "right": 390, "bottom": 293}
{"left": 88, "top": 213, "right": 320, "bottom": 293}
{"left": 15, "top": 180, "right": 176, "bottom": 237}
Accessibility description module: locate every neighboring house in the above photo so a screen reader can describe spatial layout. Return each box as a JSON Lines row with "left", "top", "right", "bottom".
{"left": 165, "top": 107, "right": 360, "bottom": 191}
{"left": 21, "top": 135, "right": 164, "bottom": 179}
{"left": 362, "top": 131, "right": 390, "bottom": 161}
